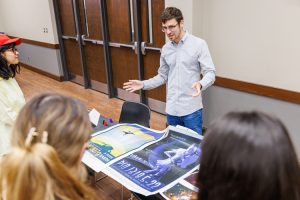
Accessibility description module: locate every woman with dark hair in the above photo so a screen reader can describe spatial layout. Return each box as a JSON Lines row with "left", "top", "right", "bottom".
{"left": 0, "top": 34, "right": 25, "bottom": 156}
{"left": 198, "top": 111, "right": 300, "bottom": 200}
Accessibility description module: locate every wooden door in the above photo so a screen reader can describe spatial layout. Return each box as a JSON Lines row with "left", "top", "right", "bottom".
{"left": 106, "top": 0, "right": 166, "bottom": 113}
{"left": 140, "top": 0, "right": 166, "bottom": 112}
{"left": 106, "top": 0, "right": 139, "bottom": 101}
{"left": 57, "top": 0, "right": 85, "bottom": 85}
{"left": 78, "top": 0, "right": 107, "bottom": 92}
{"left": 56, "top": 0, "right": 107, "bottom": 93}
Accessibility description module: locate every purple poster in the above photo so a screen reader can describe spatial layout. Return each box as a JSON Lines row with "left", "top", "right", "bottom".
{"left": 111, "top": 129, "right": 202, "bottom": 193}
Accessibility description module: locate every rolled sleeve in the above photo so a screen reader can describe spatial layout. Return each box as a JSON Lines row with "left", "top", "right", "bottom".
{"left": 198, "top": 41, "right": 216, "bottom": 90}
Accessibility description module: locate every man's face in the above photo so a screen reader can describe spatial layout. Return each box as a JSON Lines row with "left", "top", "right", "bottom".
{"left": 161, "top": 18, "right": 183, "bottom": 43}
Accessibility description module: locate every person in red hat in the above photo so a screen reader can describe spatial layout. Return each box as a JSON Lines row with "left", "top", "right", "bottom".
{"left": 0, "top": 34, "right": 25, "bottom": 156}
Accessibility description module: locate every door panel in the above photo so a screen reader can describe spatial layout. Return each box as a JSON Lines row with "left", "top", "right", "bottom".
{"left": 79, "top": 0, "right": 103, "bottom": 40}
{"left": 59, "top": 0, "right": 76, "bottom": 36}
{"left": 106, "top": 0, "right": 166, "bottom": 107}
{"left": 84, "top": 43, "right": 106, "bottom": 83}
{"left": 143, "top": 51, "right": 165, "bottom": 102}
{"left": 58, "top": 0, "right": 84, "bottom": 84}
{"left": 140, "top": 0, "right": 166, "bottom": 108}
{"left": 63, "top": 40, "right": 82, "bottom": 76}
{"left": 58, "top": 0, "right": 107, "bottom": 92}
{"left": 140, "top": 1, "right": 148, "bottom": 43}
{"left": 106, "top": 0, "right": 131, "bottom": 43}
{"left": 150, "top": 0, "right": 165, "bottom": 47}
{"left": 111, "top": 48, "right": 138, "bottom": 88}
{"left": 79, "top": 0, "right": 107, "bottom": 92}
{"left": 106, "top": 0, "right": 138, "bottom": 90}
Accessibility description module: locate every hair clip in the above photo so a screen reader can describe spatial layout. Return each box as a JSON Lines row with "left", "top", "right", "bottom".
{"left": 25, "top": 127, "right": 49, "bottom": 147}
{"left": 42, "top": 131, "right": 48, "bottom": 144}
{"left": 25, "top": 127, "right": 38, "bottom": 147}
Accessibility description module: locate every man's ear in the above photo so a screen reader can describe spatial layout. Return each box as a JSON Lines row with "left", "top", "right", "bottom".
{"left": 179, "top": 20, "right": 184, "bottom": 29}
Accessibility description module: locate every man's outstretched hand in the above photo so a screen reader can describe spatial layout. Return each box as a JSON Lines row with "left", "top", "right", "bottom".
{"left": 123, "top": 80, "right": 144, "bottom": 92}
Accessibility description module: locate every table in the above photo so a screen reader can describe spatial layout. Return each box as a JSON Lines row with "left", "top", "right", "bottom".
{"left": 92, "top": 116, "right": 117, "bottom": 132}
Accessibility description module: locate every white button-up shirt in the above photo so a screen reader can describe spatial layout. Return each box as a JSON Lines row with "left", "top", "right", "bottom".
{"left": 143, "top": 32, "right": 216, "bottom": 116}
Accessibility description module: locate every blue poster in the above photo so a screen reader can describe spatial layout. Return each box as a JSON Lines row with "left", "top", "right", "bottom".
{"left": 87, "top": 124, "right": 165, "bottom": 163}
{"left": 111, "top": 129, "right": 202, "bottom": 192}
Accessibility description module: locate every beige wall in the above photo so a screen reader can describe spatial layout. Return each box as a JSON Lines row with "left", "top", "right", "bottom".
{"left": 165, "top": 0, "right": 194, "bottom": 33}
{"left": 192, "top": 0, "right": 204, "bottom": 38}
{"left": 201, "top": 0, "right": 300, "bottom": 92}
{"left": 0, "top": 0, "right": 58, "bottom": 44}
{"left": 165, "top": 0, "right": 204, "bottom": 36}
{"left": 166, "top": 0, "right": 300, "bottom": 92}
{"left": 2, "top": 0, "right": 299, "bottom": 91}
{"left": 164, "top": 0, "right": 205, "bottom": 38}
{"left": 0, "top": 17, "right": 4, "bottom": 32}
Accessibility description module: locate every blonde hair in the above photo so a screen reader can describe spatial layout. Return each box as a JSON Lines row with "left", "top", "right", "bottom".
{"left": 11, "top": 93, "right": 92, "bottom": 180}
{"left": 0, "top": 93, "right": 98, "bottom": 199}
{"left": 0, "top": 143, "right": 95, "bottom": 200}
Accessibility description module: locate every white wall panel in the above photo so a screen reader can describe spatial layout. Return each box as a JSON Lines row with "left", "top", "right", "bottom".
{"left": 0, "top": 0, "right": 58, "bottom": 44}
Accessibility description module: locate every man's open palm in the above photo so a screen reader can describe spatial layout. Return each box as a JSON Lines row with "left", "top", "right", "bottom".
{"left": 123, "top": 80, "right": 143, "bottom": 92}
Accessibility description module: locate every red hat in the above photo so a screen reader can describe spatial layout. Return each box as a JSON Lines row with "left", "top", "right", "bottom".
{"left": 0, "top": 34, "right": 22, "bottom": 46}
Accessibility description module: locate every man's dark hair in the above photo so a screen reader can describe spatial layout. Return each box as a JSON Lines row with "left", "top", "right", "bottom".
{"left": 198, "top": 111, "right": 300, "bottom": 200}
{"left": 161, "top": 7, "right": 183, "bottom": 24}
{"left": 0, "top": 43, "right": 20, "bottom": 79}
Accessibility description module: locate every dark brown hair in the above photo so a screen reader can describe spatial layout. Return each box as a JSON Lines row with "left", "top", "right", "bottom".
{"left": 161, "top": 7, "right": 183, "bottom": 24}
{"left": 198, "top": 111, "right": 300, "bottom": 200}
{"left": 0, "top": 43, "right": 20, "bottom": 79}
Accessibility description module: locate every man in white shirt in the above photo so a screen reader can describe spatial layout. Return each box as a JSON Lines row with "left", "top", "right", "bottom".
{"left": 123, "top": 7, "right": 216, "bottom": 134}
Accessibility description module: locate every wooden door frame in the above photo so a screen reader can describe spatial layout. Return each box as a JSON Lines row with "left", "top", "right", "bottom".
{"left": 52, "top": 0, "right": 70, "bottom": 81}
{"left": 99, "top": 0, "right": 114, "bottom": 98}
{"left": 73, "top": 0, "right": 90, "bottom": 88}
{"left": 133, "top": 0, "right": 147, "bottom": 104}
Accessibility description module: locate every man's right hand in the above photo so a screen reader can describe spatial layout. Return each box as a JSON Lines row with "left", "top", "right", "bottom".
{"left": 123, "top": 80, "right": 144, "bottom": 92}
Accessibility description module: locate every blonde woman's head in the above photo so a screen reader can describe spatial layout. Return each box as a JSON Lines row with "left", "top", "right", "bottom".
{"left": 11, "top": 93, "right": 92, "bottom": 179}
{"left": 1, "top": 138, "right": 96, "bottom": 200}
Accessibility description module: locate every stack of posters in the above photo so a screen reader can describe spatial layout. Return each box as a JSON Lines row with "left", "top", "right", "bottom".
{"left": 82, "top": 124, "right": 202, "bottom": 197}
{"left": 160, "top": 170, "right": 199, "bottom": 200}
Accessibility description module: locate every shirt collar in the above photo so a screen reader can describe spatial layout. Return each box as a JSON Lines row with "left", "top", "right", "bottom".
{"left": 171, "top": 31, "right": 189, "bottom": 45}
{"left": 181, "top": 31, "right": 189, "bottom": 42}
